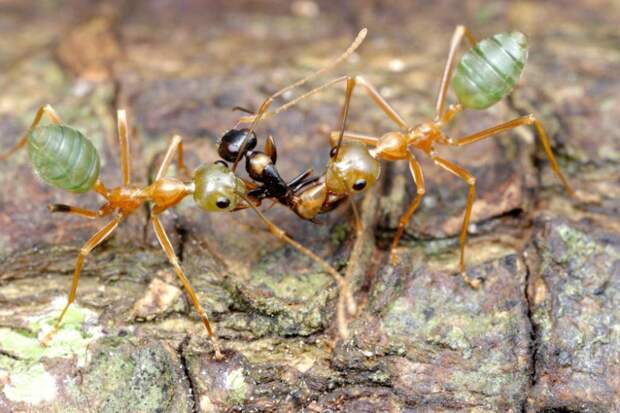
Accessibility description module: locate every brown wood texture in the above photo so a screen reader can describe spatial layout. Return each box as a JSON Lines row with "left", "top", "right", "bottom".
{"left": 1, "top": 1, "right": 619, "bottom": 412}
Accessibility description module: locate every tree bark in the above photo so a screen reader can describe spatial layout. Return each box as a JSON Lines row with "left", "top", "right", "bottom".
{"left": 1, "top": 1, "right": 619, "bottom": 412}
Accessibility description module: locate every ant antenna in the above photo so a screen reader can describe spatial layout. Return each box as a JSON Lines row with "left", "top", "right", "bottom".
{"left": 231, "top": 28, "right": 368, "bottom": 172}
{"left": 333, "top": 77, "right": 355, "bottom": 159}
{"left": 266, "top": 28, "right": 367, "bottom": 104}
{"left": 232, "top": 106, "right": 255, "bottom": 115}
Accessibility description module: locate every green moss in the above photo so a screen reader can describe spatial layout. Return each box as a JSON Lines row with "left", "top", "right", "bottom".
{"left": 229, "top": 338, "right": 328, "bottom": 376}
{"left": 199, "top": 396, "right": 217, "bottom": 412}
{"left": 235, "top": 251, "right": 339, "bottom": 335}
{"left": 79, "top": 338, "right": 188, "bottom": 412}
{"left": 3, "top": 364, "right": 58, "bottom": 405}
{"left": 382, "top": 294, "right": 517, "bottom": 357}
{"left": 556, "top": 224, "right": 599, "bottom": 262}
{"left": 368, "top": 369, "right": 390, "bottom": 384}
{"left": 5, "top": 304, "right": 98, "bottom": 360}
{"left": 552, "top": 224, "right": 620, "bottom": 280}
{"left": 225, "top": 368, "right": 248, "bottom": 405}
{"left": 0, "top": 304, "right": 101, "bottom": 406}
{"left": 330, "top": 222, "right": 350, "bottom": 246}
{"left": 255, "top": 269, "right": 331, "bottom": 301}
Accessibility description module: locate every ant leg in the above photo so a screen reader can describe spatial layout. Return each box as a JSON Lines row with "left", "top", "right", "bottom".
{"left": 334, "top": 77, "right": 363, "bottom": 234}
{"left": 390, "top": 152, "right": 425, "bottom": 265}
{"left": 0, "top": 104, "right": 62, "bottom": 160}
{"left": 431, "top": 156, "right": 481, "bottom": 289}
{"left": 435, "top": 25, "right": 477, "bottom": 119}
{"left": 238, "top": 76, "right": 349, "bottom": 124}
{"left": 93, "top": 180, "right": 110, "bottom": 200}
{"left": 348, "top": 76, "right": 410, "bottom": 129}
{"left": 329, "top": 131, "right": 379, "bottom": 148}
{"left": 41, "top": 214, "right": 123, "bottom": 345}
{"left": 248, "top": 75, "right": 411, "bottom": 132}
{"left": 48, "top": 203, "right": 113, "bottom": 219}
{"left": 232, "top": 28, "right": 368, "bottom": 169}
{"left": 155, "top": 135, "right": 189, "bottom": 180}
{"left": 240, "top": 194, "right": 353, "bottom": 338}
{"left": 151, "top": 214, "right": 223, "bottom": 359}
{"left": 117, "top": 110, "right": 131, "bottom": 186}
{"left": 176, "top": 140, "right": 191, "bottom": 180}
{"left": 349, "top": 199, "right": 363, "bottom": 235}
{"left": 236, "top": 27, "right": 367, "bottom": 124}
{"left": 332, "top": 76, "right": 355, "bottom": 156}
{"left": 453, "top": 114, "right": 574, "bottom": 195}
{"left": 231, "top": 98, "right": 273, "bottom": 172}
{"left": 269, "top": 28, "right": 367, "bottom": 104}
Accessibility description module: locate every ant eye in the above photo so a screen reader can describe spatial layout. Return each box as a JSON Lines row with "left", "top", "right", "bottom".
{"left": 216, "top": 197, "right": 231, "bottom": 209}
{"left": 329, "top": 146, "right": 338, "bottom": 158}
{"left": 325, "top": 142, "right": 381, "bottom": 195}
{"left": 352, "top": 179, "right": 367, "bottom": 191}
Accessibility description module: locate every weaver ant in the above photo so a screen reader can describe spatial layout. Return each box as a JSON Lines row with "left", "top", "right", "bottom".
{"left": 0, "top": 29, "right": 367, "bottom": 358}
{"left": 235, "top": 25, "right": 574, "bottom": 288}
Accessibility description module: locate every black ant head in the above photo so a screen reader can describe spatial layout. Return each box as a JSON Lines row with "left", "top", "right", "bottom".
{"left": 217, "top": 129, "right": 258, "bottom": 162}
{"left": 245, "top": 135, "right": 279, "bottom": 182}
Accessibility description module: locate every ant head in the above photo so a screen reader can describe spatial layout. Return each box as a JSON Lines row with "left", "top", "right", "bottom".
{"left": 245, "top": 135, "right": 278, "bottom": 181}
{"left": 325, "top": 142, "right": 380, "bottom": 195}
{"left": 217, "top": 129, "right": 258, "bottom": 162}
{"left": 192, "top": 162, "right": 246, "bottom": 212}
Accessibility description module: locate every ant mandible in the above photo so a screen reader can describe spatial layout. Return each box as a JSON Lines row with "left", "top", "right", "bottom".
{"left": 237, "top": 25, "right": 575, "bottom": 288}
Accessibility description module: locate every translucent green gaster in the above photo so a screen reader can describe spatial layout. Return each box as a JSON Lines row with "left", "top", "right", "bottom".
{"left": 452, "top": 32, "right": 529, "bottom": 110}
{"left": 27, "top": 124, "right": 100, "bottom": 193}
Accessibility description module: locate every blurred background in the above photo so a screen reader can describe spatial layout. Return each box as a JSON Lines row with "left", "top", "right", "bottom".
{"left": 1, "top": 1, "right": 619, "bottom": 412}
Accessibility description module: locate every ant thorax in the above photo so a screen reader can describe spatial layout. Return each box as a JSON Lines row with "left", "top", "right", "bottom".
{"left": 373, "top": 131, "right": 409, "bottom": 161}
{"left": 408, "top": 122, "right": 448, "bottom": 154}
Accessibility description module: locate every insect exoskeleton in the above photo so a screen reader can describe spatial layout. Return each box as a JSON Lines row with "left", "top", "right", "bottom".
{"left": 28, "top": 124, "right": 100, "bottom": 193}
{"left": 326, "top": 142, "right": 381, "bottom": 194}
{"left": 193, "top": 162, "right": 246, "bottom": 212}
{"left": 291, "top": 142, "right": 380, "bottom": 220}
{"left": 373, "top": 131, "right": 410, "bottom": 161}
{"left": 452, "top": 31, "right": 528, "bottom": 110}
{"left": 217, "top": 128, "right": 257, "bottom": 162}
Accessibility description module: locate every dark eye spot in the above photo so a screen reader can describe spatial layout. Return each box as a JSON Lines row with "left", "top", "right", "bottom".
{"left": 216, "top": 197, "right": 231, "bottom": 209}
{"left": 329, "top": 146, "right": 338, "bottom": 158}
{"left": 352, "top": 179, "right": 367, "bottom": 191}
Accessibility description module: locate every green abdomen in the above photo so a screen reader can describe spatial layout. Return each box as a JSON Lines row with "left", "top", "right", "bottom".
{"left": 452, "top": 31, "right": 529, "bottom": 110}
{"left": 27, "top": 124, "right": 100, "bottom": 193}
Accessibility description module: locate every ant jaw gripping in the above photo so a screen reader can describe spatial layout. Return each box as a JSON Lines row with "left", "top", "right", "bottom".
{"left": 245, "top": 135, "right": 279, "bottom": 181}
{"left": 264, "top": 135, "right": 277, "bottom": 163}
{"left": 217, "top": 128, "right": 258, "bottom": 162}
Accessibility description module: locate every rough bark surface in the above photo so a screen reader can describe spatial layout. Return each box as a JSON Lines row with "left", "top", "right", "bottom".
{"left": 1, "top": 1, "right": 619, "bottom": 412}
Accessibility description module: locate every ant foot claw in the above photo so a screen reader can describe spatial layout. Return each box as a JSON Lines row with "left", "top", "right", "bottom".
{"left": 461, "top": 272, "right": 482, "bottom": 289}
{"left": 39, "top": 327, "right": 58, "bottom": 347}
{"left": 389, "top": 250, "right": 400, "bottom": 266}
{"left": 211, "top": 341, "right": 224, "bottom": 361}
